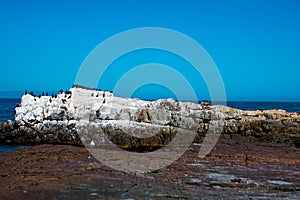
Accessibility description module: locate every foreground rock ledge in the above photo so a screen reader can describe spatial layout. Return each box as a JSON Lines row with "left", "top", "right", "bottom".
{"left": 0, "top": 87, "right": 299, "bottom": 148}
{"left": 0, "top": 139, "right": 299, "bottom": 199}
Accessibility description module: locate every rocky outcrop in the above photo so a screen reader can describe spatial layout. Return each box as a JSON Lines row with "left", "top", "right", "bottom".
{"left": 1, "top": 139, "right": 299, "bottom": 199}
{"left": 219, "top": 107, "right": 300, "bottom": 147}
{"left": 0, "top": 92, "right": 81, "bottom": 146}
{"left": 0, "top": 87, "right": 300, "bottom": 148}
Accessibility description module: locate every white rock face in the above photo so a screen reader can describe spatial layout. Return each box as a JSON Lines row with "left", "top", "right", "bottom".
{"left": 13, "top": 88, "right": 232, "bottom": 137}
{"left": 13, "top": 87, "right": 300, "bottom": 148}
{"left": 15, "top": 93, "right": 73, "bottom": 125}
{"left": 69, "top": 87, "right": 211, "bottom": 127}
{"left": 15, "top": 87, "right": 215, "bottom": 147}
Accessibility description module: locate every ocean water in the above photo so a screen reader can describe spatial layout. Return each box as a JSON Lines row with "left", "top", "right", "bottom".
{"left": 0, "top": 98, "right": 22, "bottom": 152}
{"left": 0, "top": 98, "right": 300, "bottom": 152}
{"left": 0, "top": 98, "right": 20, "bottom": 122}
{"left": 226, "top": 101, "right": 300, "bottom": 113}
{"left": 0, "top": 144, "right": 24, "bottom": 152}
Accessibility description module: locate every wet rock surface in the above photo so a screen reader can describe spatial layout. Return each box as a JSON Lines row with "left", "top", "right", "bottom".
{"left": 1, "top": 87, "right": 300, "bottom": 198}
{"left": 0, "top": 138, "right": 299, "bottom": 199}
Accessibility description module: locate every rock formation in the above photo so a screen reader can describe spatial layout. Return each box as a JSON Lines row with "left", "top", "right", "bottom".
{"left": 0, "top": 86, "right": 299, "bottom": 148}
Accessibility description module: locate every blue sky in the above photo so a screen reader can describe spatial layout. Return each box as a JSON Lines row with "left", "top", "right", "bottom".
{"left": 0, "top": 0, "right": 299, "bottom": 101}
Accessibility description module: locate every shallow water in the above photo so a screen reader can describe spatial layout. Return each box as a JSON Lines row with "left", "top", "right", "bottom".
{"left": 0, "top": 144, "right": 25, "bottom": 152}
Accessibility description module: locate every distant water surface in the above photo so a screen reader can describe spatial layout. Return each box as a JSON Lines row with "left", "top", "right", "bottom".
{"left": 0, "top": 98, "right": 21, "bottom": 152}
{"left": 0, "top": 98, "right": 20, "bottom": 122}
{"left": 226, "top": 101, "right": 300, "bottom": 113}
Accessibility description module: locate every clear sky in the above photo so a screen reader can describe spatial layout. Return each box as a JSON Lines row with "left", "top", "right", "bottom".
{"left": 0, "top": 0, "right": 299, "bottom": 101}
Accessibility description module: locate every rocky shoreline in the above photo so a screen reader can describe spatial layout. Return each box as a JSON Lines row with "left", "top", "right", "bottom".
{"left": 1, "top": 138, "right": 299, "bottom": 199}
{"left": 0, "top": 87, "right": 300, "bottom": 149}
{"left": 0, "top": 87, "right": 300, "bottom": 198}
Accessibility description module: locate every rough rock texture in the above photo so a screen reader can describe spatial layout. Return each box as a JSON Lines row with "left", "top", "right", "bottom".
{"left": 0, "top": 87, "right": 300, "bottom": 148}
{"left": 0, "top": 139, "right": 299, "bottom": 199}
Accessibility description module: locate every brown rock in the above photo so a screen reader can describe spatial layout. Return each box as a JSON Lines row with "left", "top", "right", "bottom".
{"left": 136, "top": 109, "right": 150, "bottom": 123}
{"left": 0, "top": 139, "right": 299, "bottom": 199}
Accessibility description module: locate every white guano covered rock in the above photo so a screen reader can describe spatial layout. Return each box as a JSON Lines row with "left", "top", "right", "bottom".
{"left": 10, "top": 86, "right": 300, "bottom": 148}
